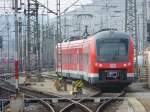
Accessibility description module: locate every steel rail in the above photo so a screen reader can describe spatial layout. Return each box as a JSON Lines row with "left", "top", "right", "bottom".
{"left": 59, "top": 91, "right": 102, "bottom": 112}
{"left": 59, "top": 91, "right": 125, "bottom": 112}
{"left": 0, "top": 78, "right": 62, "bottom": 98}
{"left": 59, "top": 100, "right": 93, "bottom": 112}
{"left": 37, "top": 100, "right": 56, "bottom": 112}
{"left": 0, "top": 79, "right": 58, "bottom": 112}
{"left": 0, "top": 75, "right": 125, "bottom": 112}
{"left": 96, "top": 91, "right": 125, "bottom": 112}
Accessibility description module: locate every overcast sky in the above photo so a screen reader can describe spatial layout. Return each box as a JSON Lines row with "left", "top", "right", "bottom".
{"left": 0, "top": 0, "right": 147, "bottom": 14}
{"left": 27, "top": 0, "right": 93, "bottom": 14}
{"left": 0, "top": 0, "right": 93, "bottom": 13}
{"left": 38, "top": 0, "right": 93, "bottom": 11}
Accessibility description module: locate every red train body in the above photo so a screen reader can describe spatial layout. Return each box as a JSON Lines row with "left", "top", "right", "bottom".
{"left": 56, "top": 31, "right": 134, "bottom": 87}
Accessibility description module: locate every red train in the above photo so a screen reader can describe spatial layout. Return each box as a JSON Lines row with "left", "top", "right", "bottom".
{"left": 56, "top": 30, "right": 134, "bottom": 87}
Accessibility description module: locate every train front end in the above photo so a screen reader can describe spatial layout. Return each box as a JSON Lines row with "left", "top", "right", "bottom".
{"left": 91, "top": 31, "right": 134, "bottom": 88}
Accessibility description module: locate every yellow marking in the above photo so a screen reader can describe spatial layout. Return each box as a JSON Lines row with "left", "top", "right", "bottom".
{"left": 75, "top": 80, "right": 84, "bottom": 88}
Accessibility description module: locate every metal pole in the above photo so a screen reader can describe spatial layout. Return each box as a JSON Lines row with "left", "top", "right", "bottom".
{"left": 35, "top": 0, "right": 41, "bottom": 75}
{"left": 27, "top": 0, "right": 31, "bottom": 75}
{"left": 56, "top": 0, "right": 62, "bottom": 74}
{"left": 106, "top": 0, "right": 109, "bottom": 28}
{"left": 14, "top": 0, "right": 19, "bottom": 92}
{"left": 1, "top": 49, "right": 2, "bottom": 64}
{"left": 142, "top": 0, "right": 147, "bottom": 51}
{"left": 47, "top": 0, "right": 51, "bottom": 68}
{"left": 4, "top": 0, "right": 5, "bottom": 10}
{"left": 7, "top": 16, "right": 10, "bottom": 71}
{"left": 125, "top": 0, "right": 127, "bottom": 32}
{"left": 5, "top": 12, "right": 10, "bottom": 71}
{"left": 19, "top": 17, "right": 23, "bottom": 72}
{"left": 41, "top": 10, "right": 44, "bottom": 68}
{"left": 53, "top": 27, "right": 56, "bottom": 70}
{"left": 137, "top": 14, "right": 140, "bottom": 52}
{"left": 135, "top": 0, "right": 139, "bottom": 78}
{"left": 64, "top": 16, "right": 66, "bottom": 38}
{"left": 22, "top": 14, "right": 27, "bottom": 75}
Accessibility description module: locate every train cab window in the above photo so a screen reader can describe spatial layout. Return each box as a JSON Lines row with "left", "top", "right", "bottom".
{"left": 96, "top": 38, "right": 129, "bottom": 62}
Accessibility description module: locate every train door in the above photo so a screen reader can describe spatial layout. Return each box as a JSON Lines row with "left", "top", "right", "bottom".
{"left": 77, "top": 49, "right": 80, "bottom": 75}
{"left": 67, "top": 42, "right": 70, "bottom": 77}
{"left": 83, "top": 41, "right": 89, "bottom": 79}
{"left": 79, "top": 42, "right": 84, "bottom": 78}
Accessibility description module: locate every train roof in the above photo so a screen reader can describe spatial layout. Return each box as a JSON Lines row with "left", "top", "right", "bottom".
{"left": 94, "top": 31, "right": 130, "bottom": 40}
{"left": 62, "top": 31, "right": 130, "bottom": 43}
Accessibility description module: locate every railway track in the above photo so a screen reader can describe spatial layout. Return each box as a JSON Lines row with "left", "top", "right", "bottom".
{"left": 22, "top": 91, "right": 124, "bottom": 112}
{"left": 30, "top": 72, "right": 126, "bottom": 112}
{"left": 0, "top": 78, "right": 62, "bottom": 112}
{"left": 0, "top": 79, "right": 125, "bottom": 112}
{"left": 0, "top": 78, "right": 61, "bottom": 98}
{"left": 56, "top": 91, "right": 125, "bottom": 112}
{"left": 0, "top": 72, "right": 126, "bottom": 112}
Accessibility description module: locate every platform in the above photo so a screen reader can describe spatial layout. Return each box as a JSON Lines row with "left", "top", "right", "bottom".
{"left": 128, "top": 97, "right": 146, "bottom": 112}
{"left": 138, "top": 98, "right": 150, "bottom": 112}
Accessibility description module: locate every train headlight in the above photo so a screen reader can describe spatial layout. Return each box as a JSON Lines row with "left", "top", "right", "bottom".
{"left": 128, "top": 62, "right": 131, "bottom": 66}
{"left": 95, "top": 63, "right": 98, "bottom": 66}
{"left": 99, "top": 64, "right": 102, "bottom": 67}
{"left": 123, "top": 64, "right": 127, "bottom": 67}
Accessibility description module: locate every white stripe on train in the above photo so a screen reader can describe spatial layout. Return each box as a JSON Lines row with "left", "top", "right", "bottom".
{"left": 57, "top": 69, "right": 134, "bottom": 78}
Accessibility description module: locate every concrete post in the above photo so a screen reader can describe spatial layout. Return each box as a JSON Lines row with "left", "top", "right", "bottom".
{"left": 63, "top": 78, "right": 67, "bottom": 91}
{"left": 10, "top": 93, "right": 24, "bottom": 112}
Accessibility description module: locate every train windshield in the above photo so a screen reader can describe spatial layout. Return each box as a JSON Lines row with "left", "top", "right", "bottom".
{"left": 96, "top": 38, "right": 129, "bottom": 62}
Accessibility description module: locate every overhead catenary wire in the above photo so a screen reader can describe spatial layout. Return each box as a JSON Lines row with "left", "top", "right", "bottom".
{"left": 61, "top": 0, "right": 81, "bottom": 15}
{"left": 30, "top": 0, "right": 57, "bottom": 15}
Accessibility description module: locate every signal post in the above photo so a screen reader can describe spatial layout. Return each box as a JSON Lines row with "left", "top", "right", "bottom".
{"left": 10, "top": 0, "right": 25, "bottom": 112}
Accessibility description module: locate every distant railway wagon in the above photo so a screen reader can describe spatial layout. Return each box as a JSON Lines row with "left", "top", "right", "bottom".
{"left": 56, "top": 30, "right": 134, "bottom": 87}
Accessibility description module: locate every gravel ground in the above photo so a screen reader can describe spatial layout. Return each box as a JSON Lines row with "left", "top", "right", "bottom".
{"left": 102, "top": 100, "right": 127, "bottom": 112}
{"left": 25, "top": 103, "right": 50, "bottom": 112}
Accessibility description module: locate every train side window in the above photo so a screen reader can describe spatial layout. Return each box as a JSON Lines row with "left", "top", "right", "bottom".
{"left": 83, "top": 53, "right": 89, "bottom": 65}
{"left": 79, "top": 53, "right": 82, "bottom": 64}
{"left": 62, "top": 54, "right": 66, "bottom": 64}
{"left": 58, "top": 54, "right": 61, "bottom": 64}
{"left": 69, "top": 54, "right": 71, "bottom": 64}
{"left": 86, "top": 53, "right": 89, "bottom": 64}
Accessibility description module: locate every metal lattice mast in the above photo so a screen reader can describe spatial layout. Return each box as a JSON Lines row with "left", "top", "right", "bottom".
{"left": 35, "top": 0, "right": 41, "bottom": 73}
{"left": 56, "top": 0, "right": 61, "bottom": 39}
{"left": 26, "top": 0, "right": 39, "bottom": 73}
{"left": 125, "top": 0, "right": 138, "bottom": 77}
{"left": 27, "top": 0, "right": 31, "bottom": 74}
{"left": 56, "top": 0, "right": 62, "bottom": 74}
{"left": 142, "top": 0, "right": 147, "bottom": 50}
{"left": 25, "top": 0, "right": 57, "bottom": 75}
